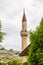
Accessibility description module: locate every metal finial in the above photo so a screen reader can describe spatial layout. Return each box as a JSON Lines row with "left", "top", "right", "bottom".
{"left": 23, "top": 8, "right": 25, "bottom": 13}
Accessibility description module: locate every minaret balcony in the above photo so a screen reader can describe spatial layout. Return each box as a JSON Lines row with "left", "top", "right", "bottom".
{"left": 20, "top": 30, "right": 28, "bottom": 37}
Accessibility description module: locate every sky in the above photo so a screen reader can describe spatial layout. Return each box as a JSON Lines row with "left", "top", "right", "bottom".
{"left": 0, "top": 0, "right": 43, "bottom": 51}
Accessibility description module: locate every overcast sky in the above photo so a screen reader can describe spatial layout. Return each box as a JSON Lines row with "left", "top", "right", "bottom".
{"left": 0, "top": 0, "right": 43, "bottom": 51}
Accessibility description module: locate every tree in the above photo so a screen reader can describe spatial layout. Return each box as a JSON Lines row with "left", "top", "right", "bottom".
{"left": 0, "top": 62, "right": 5, "bottom": 65}
{"left": 0, "top": 20, "right": 6, "bottom": 42}
{"left": 8, "top": 61, "right": 21, "bottom": 65}
{"left": 28, "top": 18, "right": 43, "bottom": 65}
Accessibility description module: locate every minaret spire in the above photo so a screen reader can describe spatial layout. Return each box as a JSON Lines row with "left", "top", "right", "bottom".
{"left": 22, "top": 9, "right": 27, "bottom": 22}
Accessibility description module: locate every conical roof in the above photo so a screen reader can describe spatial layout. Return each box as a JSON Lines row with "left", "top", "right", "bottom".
{"left": 22, "top": 9, "right": 27, "bottom": 22}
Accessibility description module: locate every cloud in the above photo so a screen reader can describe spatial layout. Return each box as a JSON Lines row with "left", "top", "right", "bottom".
{"left": 0, "top": 0, "right": 43, "bottom": 51}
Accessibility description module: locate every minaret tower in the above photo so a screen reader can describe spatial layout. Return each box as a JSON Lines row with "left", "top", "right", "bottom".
{"left": 20, "top": 10, "right": 28, "bottom": 50}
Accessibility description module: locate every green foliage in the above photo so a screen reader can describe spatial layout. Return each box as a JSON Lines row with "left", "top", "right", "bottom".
{"left": 8, "top": 61, "right": 21, "bottom": 65}
{"left": 0, "top": 62, "right": 5, "bottom": 65}
{"left": 0, "top": 21, "right": 6, "bottom": 42}
{"left": 0, "top": 32, "right": 5, "bottom": 42}
{"left": 28, "top": 18, "right": 43, "bottom": 65}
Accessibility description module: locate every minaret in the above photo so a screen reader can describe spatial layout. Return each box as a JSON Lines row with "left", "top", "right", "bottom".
{"left": 20, "top": 10, "right": 28, "bottom": 50}
{"left": 20, "top": 10, "right": 28, "bottom": 65}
